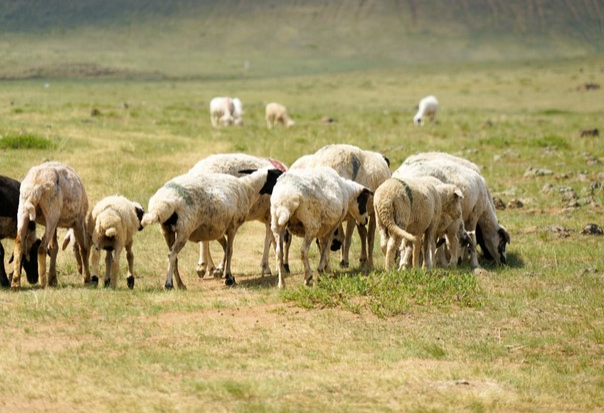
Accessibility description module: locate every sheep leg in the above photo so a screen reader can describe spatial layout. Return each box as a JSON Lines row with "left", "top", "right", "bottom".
{"left": 411, "top": 237, "right": 423, "bottom": 269}
{"left": 47, "top": 231, "right": 60, "bottom": 286}
{"left": 340, "top": 218, "right": 355, "bottom": 268}
{"left": 36, "top": 219, "right": 59, "bottom": 288}
{"left": 365, "top": 212, "right": 377, "bottom": 270}
{"left": 0, "top": 242, "right": 9, "bottom": 288}
{"left": 165, "top": 235, "right": 188, "bottom": 290}
{"left": 108, "top": 247, "right": 121, "bottom": 289}
{"left": 223, "top": 229, "right": 238, "bottom": 286}
{"left": 357, "top": 223, "right": 368, "bottom": 267}
{"left": 72, "top": 242, "right": 83, "bottom": 275}
{"left": 214, "top": 237, "right": 227, "bottom": 278}
{"left": 283, "top": 229, "right": 292, "bottom": 273}
{"left": 274, "top": 229, "right": 287, "bottom": 289}
{"left": 125, "top": 242, "right": 135, "bottom": 289}
{"left": 316, "top": 236, "right": 332, "bottom": 276}
{"left": 73, "top": 221, "right": 91, "bottom": 284}
{"left": 91, "top": 246, "right": 101, "bottom": 285}
{"left": 104, "top": 250, "right": 113, "bottom": 288}
{"left": 301, "top": 236, "right": 314, "bottom": 287}
{"left": 197, "top": 241, "right": 216, "bottom": 278}
{"left": 260, "top": 223, "right": 272, "bottom": 276}
{"left": 398, "top": 240, "right": 413, "bottom": 270}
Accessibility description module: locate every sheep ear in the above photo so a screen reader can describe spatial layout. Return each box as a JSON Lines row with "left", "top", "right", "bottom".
{"left": 454, "top": 188, "right": 464, "bottom": 199}
{"left": 382, "top": 156, "right": 391, "bottom": 167}
{"left": 238, "top": 169, "right": 257, "bottom": 175}
{"left": 259, "top": 169, "right": 283, "bottom": 195}
{"left": 134, "top": 203, "right": 145, "bottom": 230}
{"left": 356, "top": 187, "right": 373, "bottom": 215}
{"left": 498, "top": 226, "right": 511, "bottom": 244}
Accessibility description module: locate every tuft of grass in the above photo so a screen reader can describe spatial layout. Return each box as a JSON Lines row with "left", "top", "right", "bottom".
{"left": 531, "top": 134, "right": 570, "bottom": 149}
{"left": 282, "top": 269, "right": 483, "bottom": 318}
{"left": 0, "top": 133, "right": 56, "bottom": 150}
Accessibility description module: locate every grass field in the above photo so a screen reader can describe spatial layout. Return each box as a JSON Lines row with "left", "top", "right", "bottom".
{"left": 1, "top": 55, "right": 604, "bottom": 412}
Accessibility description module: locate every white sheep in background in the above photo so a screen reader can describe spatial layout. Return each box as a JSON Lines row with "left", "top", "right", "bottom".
{"left": 141, "top": 168, "right": 283, "bottom": 289}
{"left": 270, "top": 166, "right": 373, "bottom": 289}
{"left": 265, "top": 102, "right": 295, "bottom": 128}
{"left": 13, "top": 161, "right": 91, "bottom": 289}
{"left": 210, "top": 97, "right": 235, "bottom": 127}
{"left": 188, "top": 153, "right": 288, "bottom": 278}
{"left": 413, "top": 95, "right": 439, "bottom": 126}
{"left": 397, "top": 153, "right": 510, "bottom": 267}
{"left": 87, "top": 195, "right": 145, "bottom": 289}
{"left": 232, "top": 98, "right": 244, "bottom": 126}
{"left": 374, "top": 177, "right": 463, "bottom": 270}
{"left": 289, "top": 144, "right": 391, "bottom": 270}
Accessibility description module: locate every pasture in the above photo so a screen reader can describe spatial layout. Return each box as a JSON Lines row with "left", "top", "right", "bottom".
{"left": 1, "top": 56, "right": 604, "bottom": 412}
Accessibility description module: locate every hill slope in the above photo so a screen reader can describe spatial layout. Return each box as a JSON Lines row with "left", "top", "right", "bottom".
{"left": 1, "top": 0, "right": 603, "bottom": 79}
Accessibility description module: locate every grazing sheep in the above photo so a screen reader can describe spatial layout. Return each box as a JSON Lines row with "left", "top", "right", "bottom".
{"left": 290, "top": 144, "right": 391, "bottom": 270}
{"left": 210, "top": 97, "right": 235, "bottom": 127}
{"left": 13, "top": 161, "right": 91, "bottom": 289}
{"left": 580, "top": 128, "right": 599, "bottom": 137}
{"left": 374, "top": 177, "right": 463, "bottom": 270}
{"left": 87, "top": 195, "right": 145, "bottom": 289}
{"left": 413, "top": 95, "right": 439, "bottom": 126}
{"left": 265, "top": 102, "right": 295, "bottom": 128}
{"left": 232, "top": 98, "right": 244, "bottom": 126}
{"left": 397, "top": 153, "right": 510, "bottom": 267}
{"left": 142, "top": 168, "right": 282, "bottom": 289}
{"left": 188, "top": 153, "right": 288, "bottom": 277}
{"left": 270, "top": 166, "right": 373, "bottom": 288}
{"left": 0, "top": 175, "right": 40, "bottom": 287}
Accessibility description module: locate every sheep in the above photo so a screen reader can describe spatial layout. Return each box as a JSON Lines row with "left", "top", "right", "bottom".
{"left": 12, "top": 161, "right": 91, "bottom": 289}
{"left": 188, "top": 153, "right": 288, "bottom": 278}
{"left": 232, "top": 98, "right": 244, "bottom": 126}
{"left": 374, "top": 177, "right": 464, "bottom": 270}
{"left": 289, "top": 144, "right": 391, "bottom": 270}
{"left": 141, "top": 168, "right": 283, "bottom": 289}
{"left": 0, "top": 175, "right": 40, "bottom": 288}
{"left": 413, "top": 95, "right": 439, "bottom": 126}
{"left": 87, "top": 195, "right": 145, "bottom": 289}
{"left": 396, "top": 154, "right": 510, "bottom": 267}
{"left": 210, "top": 97, "right": 235, "bottom": 127}
{"left": 270, "top": 166, "right": 373, "bottom": 288}
{"left": 265, "top": 102, "right": 295, "bottom": 128}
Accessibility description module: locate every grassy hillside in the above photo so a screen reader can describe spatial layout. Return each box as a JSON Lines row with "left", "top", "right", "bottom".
{"left": 1, "top": 0, "right": 603, "bottom": 79}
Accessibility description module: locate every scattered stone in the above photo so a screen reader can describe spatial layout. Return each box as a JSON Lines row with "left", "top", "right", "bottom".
{"left": 580, "top": 128, "right": 599, "bottom": 137}
{"left": 524, "top": 167, "right": 553, "bottom": 177}
{"left": 548, "top": 225, "right": 573, "bottom": 238}
{"left": 541, "top": 183, "right": 554, "bottom": 194}
{"left": 90, "top": 108, "right": 101, "bottom": 117}
{"left": 492, "top": 196, "right": 506, "bottom": 210}
{"left": 473, "top": 268, "right": 490, "bottom": 276}
{"left": 580, "top": 223, "right": 604, "bottom": 236}
{"left": 577, "top": 267, "right": 599, "bottom": 276}
{"left": 586, "top": 155, "right": 600, "bottom": 166}
{"left": 321, "top": 116, "right": 336, "bottom": 123}
{"left": 507, "top": 199, "right": 524, "bottom": 209}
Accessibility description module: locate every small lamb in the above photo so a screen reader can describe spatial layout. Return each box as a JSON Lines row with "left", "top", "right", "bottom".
{"left": 414, "top": 95, "right": 439, "bottom": 126}
{"left": 210, "top": 97, "right": 235, "bottom": 127}
{"left": 270, "top": 167, "right": 373, "bottom": 288}
{"left": 87, "top": 195, "right": 145, "bottom": 289}
{"left": 265, "top": 102, "right": 295, "bottom": 128}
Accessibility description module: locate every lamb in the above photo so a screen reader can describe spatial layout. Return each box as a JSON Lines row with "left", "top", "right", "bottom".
{"left": 374, "top": 177, "right": 464, "bottom": 270}
{"left": 232, "top": 98, "right": 244, "bottom": 126}
{"left": 0, "top": 175, "right": 40, "bottom": 288}
{"left": 188, "top": 153, "right": 288, "bottom": 278}
{"left": 289, "top": 144, "right": 391, "bottom": 270}
{"left": 87, "top": 195, "right": 145, "bottom": 289}
{"left": 12, "top": 161, "right": 91, "bottom": 289}
{"left": 141, "top": 168, "right": 283, "bottom": 289}
{"left": 413, "top": 95, "right": 439, "bottom": 126}
{"left": 210, "top": 97, "right": 235, "bottom": 127}
{"left": 396, "top": 154, "right": 510, "bottom": 267}
{"left": 265, "top": 102, "right": 295, "bottom": 128}
{"left": 270, "top": 166, "right": 373, "bottom": 288}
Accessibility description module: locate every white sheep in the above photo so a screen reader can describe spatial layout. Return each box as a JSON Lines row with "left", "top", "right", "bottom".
{"left": 210, "top": 97, "right": 235, "bottom": 127}
{"left": 13, "top": 161, "right": 91, "bottom": 289}
{"left": 414, "top": 95, "right": 439, "bottom": 126}
{"left": 141, "top": 168, "right": 282, "bottom": 289}
{"left": 270, "top": 166, "right": 373, "bottom": 288}
{"left": 289, "top": 144, "right": 391, "bottom": 270}
{"left": 87, "top": 195, "right": 145, "bottom": 289}
{"left": 374, "top": 177, "right": 463, "bottom": 270}
{"left": 188, "top": 153, "right": 288, "bottom": 278}
{"left": 265, "top": 102, "right": 295, "bottom": 129}
{"left": 396, "top": 153, "right": 510, "bottom": 267}
{"left": 232, "top": 98, "right": 244, "bottom": 126}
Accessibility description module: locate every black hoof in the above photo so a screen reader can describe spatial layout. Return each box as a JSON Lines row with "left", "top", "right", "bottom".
{"left": 283, "top": 264, "right": 290, "bottom": 274}
{"left": 340, "top": 260, "right": 349, "bottom": 268}
{"left": 164, "top": 280, "right": 173, "bottom": 290}
{"left": 104, "top": 278, "right": 111, "bottom": 288}
{"left": 127, "top": 276, "right": 135, "bottom": 289}
{"left": 225, "top": 276, "right": 236, "bottom": 287}
{"left": 90, "top": 275, "right": 99, "bottom": 287}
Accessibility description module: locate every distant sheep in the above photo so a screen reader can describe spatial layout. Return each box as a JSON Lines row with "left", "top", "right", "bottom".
{"left": 13, "top": 161, "right": 91, "bottom": 289}
{"left": 87, "top": 195, "right": 145, "bottom": 289}
{"left": 413, "top": 95, "right": 439, "bottom": 126}
{"left": 232, "top": 98, "right": 244, "bottom": 126}
{"left": 210, "top": 97, "right": 235, "bottom": 127}
{"left": 290, "top": 144, "right": 391, "bottom": 270}
{"left": 270, "top": 166, "right": 373, "bottom": 288}
{"left": 188, "top": 153, "right": 288, "bottom": 277}
{"left": 580, "top": 128, "right": 599, "bottom": 137}
{"left": 0, "top": 175, "right": 40, "bottom": 287}
{"left": 142, "top": 168, "right": 282, "bottom": 289}
{"left": 265, "top": 102, "right": 295, "bottom": 128}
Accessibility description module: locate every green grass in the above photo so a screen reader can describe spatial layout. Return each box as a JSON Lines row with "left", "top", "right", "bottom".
{"left": 0, "top": 133, "right": 56, "bottom": 149}
{"left": 0, "top": 55, "right": 604, "bottom": 412}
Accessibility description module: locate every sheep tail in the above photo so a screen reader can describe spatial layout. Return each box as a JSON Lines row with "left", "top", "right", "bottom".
{"left": 275, "top": 206, "right": 292, "bottom": 228}
{"left": 105, "top": 227, "right": 118, "bottom": 238}
{"left": 141, "top": 200, "right": 175, "bottom": 227}
{"left": 375, "top": 201, "right": 417, "bottom": 243}
{"left": 61, "top": 229, "right": 74, "bottom": 251}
